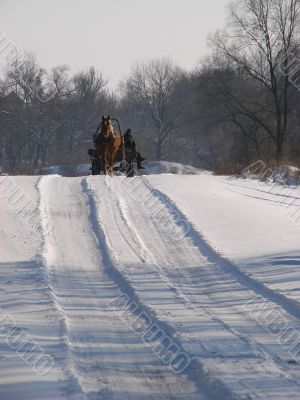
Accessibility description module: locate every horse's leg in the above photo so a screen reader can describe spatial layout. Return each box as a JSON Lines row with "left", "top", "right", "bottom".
{"left": 112, "top": 145, "right": 119, "bottom": 175}
{"left": 108, "top": 157, "right": 113, "bottom": 176}
{"left": 105, "top": 149, "right": 110, "bottom": 176}
{"left": 110, "top": 150, "right": 116, "bottom": 176}
{"left": 103, "top": 149, "right": 107, "bottom": 175}
{"left": 106, "top": 147, "right": 113, "bottom": 176}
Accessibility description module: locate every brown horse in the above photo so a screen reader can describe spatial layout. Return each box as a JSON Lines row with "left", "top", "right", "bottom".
{"left": 94, "top": 115, "right": 123, "bottom": 176}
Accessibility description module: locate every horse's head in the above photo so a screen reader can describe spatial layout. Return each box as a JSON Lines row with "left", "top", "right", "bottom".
{"left": 101, "top": 115, "right": 114, "bottom": 138}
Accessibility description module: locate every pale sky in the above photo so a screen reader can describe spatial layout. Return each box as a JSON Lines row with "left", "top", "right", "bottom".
{"left": 0, "top": 0, "right": 229, "bottom": 90}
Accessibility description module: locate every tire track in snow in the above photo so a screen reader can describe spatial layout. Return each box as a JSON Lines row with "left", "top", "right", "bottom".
{"left": 89, "top": 176, "right": 253, "bottom": 400}
{"left": 40, "top": 175, "right": 204, "bottom": 400}
{"left": 103, "top": 176, "right": 247, "bottom": 349}
{"left": 90, "top": 175, "right": 300, "bottom": 400}
{"left": 39, "top": 175, "right": 89, "bottom": 400}
{"left": 0, "top": 176, "right": 72, "bottom": 400}
{"left": 104, "top": 177, "right": 259, "bottom": 347}
{"left": 82, "top": 177, "right": 214, "bottom": 400}
{"left": 142, "top": 177, "right": 300, "bottom": 322}
{"left": 140, "top": 177, "right": 300, "bottom": 391}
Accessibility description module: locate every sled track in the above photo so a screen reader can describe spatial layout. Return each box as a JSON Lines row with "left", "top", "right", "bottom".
{"left": 3, "top": 174, "right": 300, "bottom": 400}
{"left": 82, "top": 176, "right": 254, "bottom": 400}
{"left": 39, "top": 175, "right": 207, "bottom": 400}
{"left": 100, "top": 177, "right": 256, "bottom": 354}
{"left": 39, "top": 176, "right": 93, "bottom": 400}
{"left": 89, "top": 175, "right": 300, "bottom": 399}
{"left": 142, "top": 177, "right": 300, "bottom": 322}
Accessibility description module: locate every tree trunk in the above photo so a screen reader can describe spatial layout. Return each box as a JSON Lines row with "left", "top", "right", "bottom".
{"left": 276, "top": 137, "right": 283, "bottom": 164}
{"left": 33, "top": 144, "right": 41, "bottom": 168}
{"left": 156, "top": 141, "right": 162, "bottom": 160}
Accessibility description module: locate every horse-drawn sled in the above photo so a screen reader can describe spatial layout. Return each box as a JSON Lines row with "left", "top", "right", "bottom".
{"left": 88, "top": 115, "right": 145, "bottom": 177}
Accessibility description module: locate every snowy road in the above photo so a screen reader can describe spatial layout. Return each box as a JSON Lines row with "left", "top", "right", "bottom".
{"left": 1, "top": 173, "right": 300, "bottom": 399}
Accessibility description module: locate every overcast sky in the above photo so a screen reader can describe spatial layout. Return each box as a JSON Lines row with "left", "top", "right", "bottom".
{"left": 0, "top": 0, "right": 229, "bottom": 90}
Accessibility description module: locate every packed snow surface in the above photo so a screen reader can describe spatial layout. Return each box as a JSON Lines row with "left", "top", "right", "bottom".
{"left": 0, "top": 170, "right": 300, "bottom": 399}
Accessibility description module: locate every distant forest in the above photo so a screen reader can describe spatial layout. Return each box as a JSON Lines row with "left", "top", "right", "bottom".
{"left": 0, "top": 0, "right": 300, "bottom": 174}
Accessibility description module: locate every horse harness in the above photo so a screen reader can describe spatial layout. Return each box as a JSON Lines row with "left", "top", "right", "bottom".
{"left": 94, "top": 132, "right": 115, "bottom": 145}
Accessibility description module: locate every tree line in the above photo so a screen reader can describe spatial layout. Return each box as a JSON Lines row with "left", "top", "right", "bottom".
{"left": 0, "top": 0, "right": 300, "bottom": 174}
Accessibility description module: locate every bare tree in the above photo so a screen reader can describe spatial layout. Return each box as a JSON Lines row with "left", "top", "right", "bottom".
{"left": 68, "top": 67, "right": 108, "bottom": 148}
{"left": 0, "top": 47, "right": 117, "bottom": 172}
{"left": 197, "top": 61, "right": 271, "bottom": 158}
{"left": 120, "top": 59, "right": 189, "bottom": 160}
{"left": 211, "top": 0, "right": 300, "bottom": 162}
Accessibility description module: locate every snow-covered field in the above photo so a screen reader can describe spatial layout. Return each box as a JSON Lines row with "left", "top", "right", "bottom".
{"left": 0, "top": 169, "right": 300, "bottom": 399}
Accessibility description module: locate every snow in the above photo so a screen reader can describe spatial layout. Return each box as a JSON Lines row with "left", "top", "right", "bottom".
{"left": 144, "top": 161, "right": 204, "bottom": 175}
{"left": 0, "top": 170, "right": 300, "bottom": 399}
{"left": 46, "top": 160, "right": 205, "bottom": 177}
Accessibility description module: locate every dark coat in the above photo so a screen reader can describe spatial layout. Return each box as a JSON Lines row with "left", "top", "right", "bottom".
{"left": 124, "top": 131, "right": 136, "bottom": 151}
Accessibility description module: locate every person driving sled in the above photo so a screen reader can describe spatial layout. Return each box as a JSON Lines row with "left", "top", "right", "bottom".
{"left": 123, "top": 129, "right": 146, "bottom": 169}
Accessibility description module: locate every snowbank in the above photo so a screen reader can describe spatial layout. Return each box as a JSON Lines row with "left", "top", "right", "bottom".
{"left": 45, "top": 161, "right": 207, "bottom": 177}
{"left": 241, "top": 163, "right": 300, "bottom": 186}
{"left": 144, "top": 161, "right": 206, "bottom": 175}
